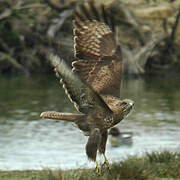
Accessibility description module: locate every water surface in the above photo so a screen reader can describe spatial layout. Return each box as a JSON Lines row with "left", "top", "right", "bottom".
{"left": 0, "top": 75, "right": 180, "bottom": 170}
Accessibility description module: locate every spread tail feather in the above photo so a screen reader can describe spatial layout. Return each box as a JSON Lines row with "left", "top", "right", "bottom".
{"left": 40, "top": 111, "right": 85, "bottom": 122}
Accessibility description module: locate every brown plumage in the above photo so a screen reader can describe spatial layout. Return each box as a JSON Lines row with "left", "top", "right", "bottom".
{"left": 41, "top": 0, "right": 134, "bottom": 174}
{"left": 72, "top": 1, "right": 122, "bottom": 97}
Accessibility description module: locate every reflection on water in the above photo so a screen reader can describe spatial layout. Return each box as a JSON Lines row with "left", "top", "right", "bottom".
{"left": 0, "top": 75, "right": 180, "bottom": 170}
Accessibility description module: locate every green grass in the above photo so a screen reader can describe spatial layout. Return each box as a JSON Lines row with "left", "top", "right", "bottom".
{"left": 1, "top": 151, "right": 180, "bottom": 180}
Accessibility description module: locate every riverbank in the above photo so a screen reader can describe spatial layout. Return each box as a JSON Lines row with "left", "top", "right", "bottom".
{"left": 0, "top": 151, "right": 179, "bottom": 180}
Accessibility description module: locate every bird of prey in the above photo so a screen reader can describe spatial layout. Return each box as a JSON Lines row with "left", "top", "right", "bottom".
{"left": 41, "top": 0, "right": 134, "bottom": 174}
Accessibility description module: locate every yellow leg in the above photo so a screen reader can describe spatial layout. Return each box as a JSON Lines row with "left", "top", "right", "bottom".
{"left": 102, "top": 154, "right": 110, "bottom": 169}
{"left": 95, "top": 159, "right": 101, "bottom": 175}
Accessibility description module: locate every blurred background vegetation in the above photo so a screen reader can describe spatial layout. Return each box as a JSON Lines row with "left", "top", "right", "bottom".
{"left": 0, "top": 0, "right": 180, "bottom": 76}
{"left": 1, "top": 1, "right": 180, "bottom": 178}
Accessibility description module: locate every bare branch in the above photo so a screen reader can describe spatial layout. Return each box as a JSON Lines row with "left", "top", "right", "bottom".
{"left": 47, "top": 9, "right": 72, "bottom": 39}
{"left": 170, "top": 7, "right": 180, "bottom": 44}
{"left": 15, "top": 4, "right": 47, "bottom": 10}
{"left": 108, "top": 1, "right": 146, "bottom": 46}
{"left": 122, "top": 35, "right": 166, "bottom": 74}
{"left": 0, "top": 1, "right": 46, "bottom": 21}
{"left": 0, "top": 38, "right": 12, "bottom": 53}
{"left": 0, "top": 9, "right": 12, "bottom": 21}
{"left": 0, "top": 52, "right": 24, "bottom": 71}
{"left": 45, "top": 0, "right": 76, "bottom": 12}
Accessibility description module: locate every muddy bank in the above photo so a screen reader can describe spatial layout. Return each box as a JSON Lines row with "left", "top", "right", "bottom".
{"left": 0, "top": 0, "right": 180, "bottom": 76}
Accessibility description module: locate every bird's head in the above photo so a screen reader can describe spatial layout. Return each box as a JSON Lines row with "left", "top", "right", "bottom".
{"left": 120, "top": 99, "right": 134, "bottom": 118}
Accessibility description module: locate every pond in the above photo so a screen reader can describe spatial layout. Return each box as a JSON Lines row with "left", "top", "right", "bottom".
{"left": 0, "top": 75, "right": 180, "bottom": 170}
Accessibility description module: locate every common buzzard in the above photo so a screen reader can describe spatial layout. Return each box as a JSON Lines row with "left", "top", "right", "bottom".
{"left": 41, "top": 0, "right": 134, "bottom": 174}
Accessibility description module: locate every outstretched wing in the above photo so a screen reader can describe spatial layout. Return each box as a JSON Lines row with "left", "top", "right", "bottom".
{"left": 49, "top": 54, "right": 112, "bottom": 115}
{"left": 72, "top": 1, "right": 123, "bottom": 97}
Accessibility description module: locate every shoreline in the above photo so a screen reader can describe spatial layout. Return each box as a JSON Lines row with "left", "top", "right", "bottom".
{"left": 1, "top": 150, "right": 179, "bottom": 180}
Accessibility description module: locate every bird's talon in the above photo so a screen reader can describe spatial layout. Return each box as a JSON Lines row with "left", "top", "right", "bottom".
{"left": 102, "top": 154, "right": 110, "bottom": 169}
{"left": 95, "top": 165, "right": 102, "bottom": 175}
{"left": 102, "top": 160, "right": 110, "bottom": 169}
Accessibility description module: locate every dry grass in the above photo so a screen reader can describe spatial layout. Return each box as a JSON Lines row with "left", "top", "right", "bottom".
{"left": 0, "top": 151, "right": 180, "bottom": 180}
